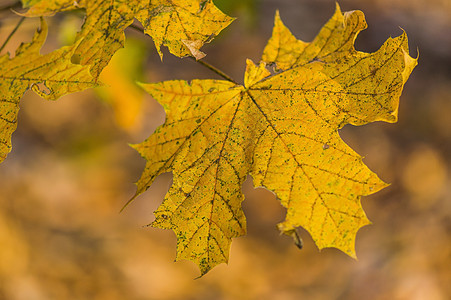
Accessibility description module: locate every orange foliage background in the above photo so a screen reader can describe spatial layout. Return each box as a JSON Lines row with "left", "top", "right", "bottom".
{"left": 0, "top": 0, "right": 449, "bottom": 299}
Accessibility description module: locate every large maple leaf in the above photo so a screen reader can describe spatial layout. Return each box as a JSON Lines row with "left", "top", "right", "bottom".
{"left": 0, "top": 18, "right": 96, "bottom": 163}
{"left": 21, "top": 0, "right": 234, "bottom": 78}
{"left": 133, "top": 5, "right": 417, "bottom": 275}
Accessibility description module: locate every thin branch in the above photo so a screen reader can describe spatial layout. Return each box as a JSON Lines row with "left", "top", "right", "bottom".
{"left": 0, "top": 16, "right": 25, "bottom": 53}
{"left": 191, "top": 57, "right": 238, "bottom": 84}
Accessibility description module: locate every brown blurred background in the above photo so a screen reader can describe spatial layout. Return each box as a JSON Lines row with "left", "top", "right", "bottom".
{"left": 0, "top": 0, "right": 450, "bottom": 299}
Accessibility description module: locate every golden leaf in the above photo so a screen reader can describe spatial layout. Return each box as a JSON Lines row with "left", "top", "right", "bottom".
{"left": 21, "top": 0, "right": 234, "bottom": 77}
{"left": 133, "top": 5, "right": 417, "bottom": 275}
{"left": 0, "top": 18, "right": 96, "bottom": 163}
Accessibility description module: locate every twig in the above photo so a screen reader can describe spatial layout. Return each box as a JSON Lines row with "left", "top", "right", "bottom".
{"left": 0, "top": 16, "right": 25, "bottom": 53}
{"left": 191, "top": 57, "right": 238, "bottom": 84}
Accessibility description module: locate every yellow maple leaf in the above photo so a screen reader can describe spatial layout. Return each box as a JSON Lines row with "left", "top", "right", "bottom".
{"left": 0, "top": 18, "right": 96, "bottom": 163}
{"left": 132, "top": 5, "right": 417, "bottom": 275}
{"left": 21, "top": 0, "right": 234, "bottom": 77}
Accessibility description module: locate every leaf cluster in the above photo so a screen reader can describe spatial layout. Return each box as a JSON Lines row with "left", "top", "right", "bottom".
{"left": 0, "top": 1, "right": 417, "bottom": 276}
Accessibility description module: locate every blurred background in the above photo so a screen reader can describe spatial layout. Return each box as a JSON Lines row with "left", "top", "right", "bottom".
{"left": 0, "top": 0, "right": 450, "bottom": 299}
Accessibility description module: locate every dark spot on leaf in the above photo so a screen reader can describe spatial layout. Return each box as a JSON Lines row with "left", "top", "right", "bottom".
{"left": 71, "top": 54, "right": 81, "bottom": 64}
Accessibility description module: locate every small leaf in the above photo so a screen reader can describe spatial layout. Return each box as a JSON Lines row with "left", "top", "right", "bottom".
{"left": 140, "top": 0, "right": 234, "bottom": 59}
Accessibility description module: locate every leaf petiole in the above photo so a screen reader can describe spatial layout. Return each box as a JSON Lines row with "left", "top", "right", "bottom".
{"left": 191, "top": 57, "right": 238, "bottom": 84}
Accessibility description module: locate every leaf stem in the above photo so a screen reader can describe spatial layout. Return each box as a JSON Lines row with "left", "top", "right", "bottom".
{"left": 0, "top": 16, "right": 25, "bottom": 53}
{"left": 191, "top": 57, "right": 238, "bottom": 84}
